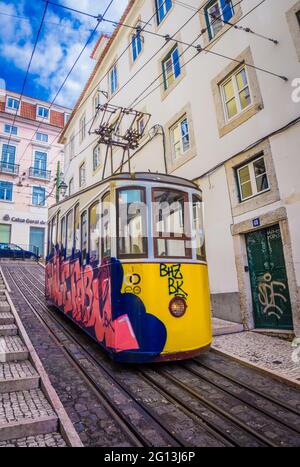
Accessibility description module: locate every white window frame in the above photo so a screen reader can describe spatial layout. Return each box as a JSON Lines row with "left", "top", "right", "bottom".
{"left": 6, "top": 97, "right": 20, "bottom": 112}
{"left": 36, "top": 105, "right": 50, "bottom": 121}
{"left": 93, "top": 92, "right": 101, "bottom": 117}
{"left": 36, "top": 132, "right": 48, "bottom": 143}
{"left": 4, "top": 124, "right": 18, "bottom": 135}
{"left": 109, "top": 64, "right": 118, "bottom": 95}
{"left": 32, "top": 186, "right": 46, "bottom": 207}
{"left": 79, "top": 162, "right": 86, "bottom": 187}
{"left": 69, "top": 133, "right": 75, "bottom": 160}
{"left": 0, "top": 180, "right": 13, "bottom": 202}
{"left": 237, "top": 156, "right": 269, "bottom": 202}
{"left": 93, "top": 144, "right": 101, "bottom": 171}
{"left": 69, "top": 178, "right": 74, "bottom": 196}
{"left": 206, "top": 0, "right": 234, "bottom": 39}
{"left": 220, "top": 65, "right": 252, "bottom": 122}
{"left": 64, "top": 113, "right": 70, "bottom": 125}
{"left": 79, "top": 114, "right": 86, "bottom": 143}
{"left": 170, "top": 115, "right": 190, "bottom": 161}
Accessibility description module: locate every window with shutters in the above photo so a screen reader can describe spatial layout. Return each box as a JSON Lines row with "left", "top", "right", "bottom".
{"left": 205, "top": 0, "right": 234, "bottom": 40}
{"left": 162, "top": 45, "right": 181, "bottom": 91}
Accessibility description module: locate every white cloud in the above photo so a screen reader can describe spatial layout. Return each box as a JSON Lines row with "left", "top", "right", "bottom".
{"left": 0, "top": 0, "right": 128, "bottom": 108}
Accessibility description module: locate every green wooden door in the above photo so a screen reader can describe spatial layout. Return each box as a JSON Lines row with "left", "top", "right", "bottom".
{"left": 246, "top": 224, "right": 293, "bottom": 330}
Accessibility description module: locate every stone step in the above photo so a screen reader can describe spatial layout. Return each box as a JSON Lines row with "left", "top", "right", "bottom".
{"left": 0, "top": 313, "right": 14, "bottom": 326}
{"left": 0, "top": 389, "right": 58, "bottom": 441}
{"left": 0, "top": 336, "right": 28, "bottom": 362}
{"left": 0, "top": 303, "right": 10, "bottom": 313}
{"left": 0, "top": 325, "right": 18, "bottom": 337}
{"left": 0, "top": 361, "right": 39, "bottom": 393}
{"left": 0, "top": 432, "right": 67, "bottom": 447}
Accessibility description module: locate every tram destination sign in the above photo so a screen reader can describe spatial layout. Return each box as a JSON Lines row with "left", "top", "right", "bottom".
{"left": 2, "top": 214, "right": 46, "bottom": 226}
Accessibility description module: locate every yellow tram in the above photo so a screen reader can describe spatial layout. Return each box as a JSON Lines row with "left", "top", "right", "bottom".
{"left": 46, "top": 173, "right": 212, "bottom": 363}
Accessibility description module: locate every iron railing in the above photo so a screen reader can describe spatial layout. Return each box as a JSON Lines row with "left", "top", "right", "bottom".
{"left": 29, "top": 167, "right": 51, "bottom": 181}
{"left": 0, "top": 161, "right": 20, "bottom": 175}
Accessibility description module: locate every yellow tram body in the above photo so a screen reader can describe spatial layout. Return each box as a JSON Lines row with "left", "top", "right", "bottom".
{"left": 46, "top": 173, "right": 212, "bottom": 363}
{"left": 121, "top": 263, "right": 211, "bottom": 359}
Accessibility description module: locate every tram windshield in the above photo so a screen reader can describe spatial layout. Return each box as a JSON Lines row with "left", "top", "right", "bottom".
{"left": 117, "top": 188, "right": 147, "bottom": 258}
{"left": 153, "top": 189, "right": 191, "bottom": 258}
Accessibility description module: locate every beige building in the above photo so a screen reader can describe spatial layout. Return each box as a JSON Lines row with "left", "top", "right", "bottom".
{"left": 59, "top": 0, "right": 300, "bottom": 337}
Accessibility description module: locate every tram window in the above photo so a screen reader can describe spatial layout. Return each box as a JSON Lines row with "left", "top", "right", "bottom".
{"left": 89, "top": 202, "right": 100, "bottom": 263}
{"left": 153, "top": 189, "right": 191, "bottom": 258}
{"left": 47, "top": 222, "right": 51, "bottom": 256}
{"left": 56, "top": 213, "right": 61, "bottom": 245}
{"left": 51, "top": 215, "right": 57, "bottom": 252}
{"left": 61, "top": 217, "right": 66, "bottom": 250}
{"left": 192, "top": 195, "right": 206, "bottom": 261}
{"left": 66, "top": 210, "right": 74, "bottom": 257}
{"left": 101, "top": 192, "right": 111, "bottom": 258}
{"left": 81, "top": 211, "right": 88, "bottom": 263}
{"left": 117, "top": 188, "right": 147, "bottom": 258}
{"left": 74, "top": 204, "right": 80, "bottom": 253}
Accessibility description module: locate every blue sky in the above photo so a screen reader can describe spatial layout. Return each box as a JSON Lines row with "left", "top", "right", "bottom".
{"left": 0, "top": 0, "right": 127, "bottom": 109}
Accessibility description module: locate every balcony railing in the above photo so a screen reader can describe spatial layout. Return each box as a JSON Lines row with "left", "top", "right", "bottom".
{"left": 29, "top": 167, "right": 51, "bottom": 181}
{"left": 0, "top": 161, "right": 20, "bottom": 175}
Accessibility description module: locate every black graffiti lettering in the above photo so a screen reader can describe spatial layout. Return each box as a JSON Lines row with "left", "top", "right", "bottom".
{"left": 168, "top": 278, "right": 187, "bottom": 297}
{"left": 160, "top": 264, "right": 169, "bottom": 277}
{"left": 160, "top": 263, "right": 183, "bottom": 279}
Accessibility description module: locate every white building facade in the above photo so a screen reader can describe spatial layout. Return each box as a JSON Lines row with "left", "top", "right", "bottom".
{"left": 60, "top": 0, "right": 300, "bottom": 336}
{"left": 0, "top": 88, "right": 70, "bottom": 257}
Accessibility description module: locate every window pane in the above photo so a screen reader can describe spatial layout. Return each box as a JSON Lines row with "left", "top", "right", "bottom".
{"left": 74, "top": 204, "right": 80, "bottom": 253}
{"left": 223, "top": 80, "right": 234, "bottom": 100}
{"left": 226, "top": 98, "right": 237, "bottom": 119}
{"left": 81, "top": 211, "right": 88, "bottom": 263}
{"left": 241, "top": 181, "right": 253, "bottom": 199}
{"left": 153, "top": 189, "right": 190, "bottom": 258}
{"left": 61, "top": 217, "right": 66, "bottom": 249}
{"left": 254, "top": 158, "right": 269, "bottom": 192}
{"left": 89, "top": 202, "right": 100, "bottom": 263}
{"left": 51, "top": 216, "right": 57, "bottom": 251}
{"left": 157, "top": 239, "right": 186, "bottom": 257}
{"left": 154, "top": 190, "right": 187, "bottom": 236}
{"left": 253, "top": 157, "right": 266, "bottom": 177}
{"left": 236, "top": 68, "right": 248, "bottom": 90}
{"left": 101, "top": 193, "right": 111, "bottom": 258}
{"left": 66, "top": 211, "right": 74, "bottom": 257}
{"left": 239, "top": 87, "right": 251, "bottom": 110}
{"left": 256, "top": 175, "right": 269, "bottom": 193}
{"left": 193, "top": 196, "right": 206, "bottom": 261}
{"left": 207, "top": 2, "right": 223, "bottom": 37}
{"left": 118, "top": 189, "right": 147, "bottom": 257}
{"left": 238, "top": 165, "right": 250, "bottom": 184}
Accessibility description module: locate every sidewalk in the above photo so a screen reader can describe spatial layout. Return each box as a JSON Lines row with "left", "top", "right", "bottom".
{"left": 212, "top": 330, "right": 300, "bottom": 387}
{"left": 0, "top": 269, "right": 82, "bottom": 447}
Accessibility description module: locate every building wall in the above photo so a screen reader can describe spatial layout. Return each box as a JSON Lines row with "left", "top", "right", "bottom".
{"left": 61, "top": 0, "right": 300, "bottom": 334}
{"left": 0, "top": 89, "right": 70, "bottom": 256}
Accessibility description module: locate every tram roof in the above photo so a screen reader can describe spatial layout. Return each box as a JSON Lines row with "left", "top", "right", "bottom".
{"left": 53, "top": 172, "right": 200, "bottom": 208}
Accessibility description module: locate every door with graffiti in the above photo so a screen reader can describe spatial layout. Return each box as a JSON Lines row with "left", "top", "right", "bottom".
{"left": 246, "top": 224, "right": 293, "bottom": 330}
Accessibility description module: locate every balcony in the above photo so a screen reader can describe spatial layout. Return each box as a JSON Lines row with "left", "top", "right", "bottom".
{"left": 29, "top": 167, "right": 51, "bottom": 181}
{"left": 0, "top": 161, "right": 20, "bottom": 176}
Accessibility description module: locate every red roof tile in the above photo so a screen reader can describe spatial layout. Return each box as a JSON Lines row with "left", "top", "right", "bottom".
{"left": 20, "top": 101, "right": 36, "bottom": 120}
{"left": 50, "top": 110, "right": 64, "bottom": 128}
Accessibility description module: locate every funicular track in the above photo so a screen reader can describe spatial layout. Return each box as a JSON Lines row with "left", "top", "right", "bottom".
{"left": 2, "top": 262, "right": 300, "bottom": 448}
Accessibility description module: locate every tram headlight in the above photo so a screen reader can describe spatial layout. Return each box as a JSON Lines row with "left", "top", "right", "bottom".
{"left": 169, "top": 297, "right": 187, "bottom": 318}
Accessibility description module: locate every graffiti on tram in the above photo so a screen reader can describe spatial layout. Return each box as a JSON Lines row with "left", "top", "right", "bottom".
{"left": 160, "top": 263, "right": 188, "bottom": 298}
{"left": 45, "top": 248, "right": 167, "bottom": 356}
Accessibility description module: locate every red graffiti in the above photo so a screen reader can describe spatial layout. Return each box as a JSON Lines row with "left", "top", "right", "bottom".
{"left": 45, "top": 250, "right": 139, "bottom": 352}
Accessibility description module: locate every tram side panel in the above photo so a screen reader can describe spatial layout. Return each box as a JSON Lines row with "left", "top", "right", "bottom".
{"left": 45, "top": 247, "right": 211, "bottom": 363}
